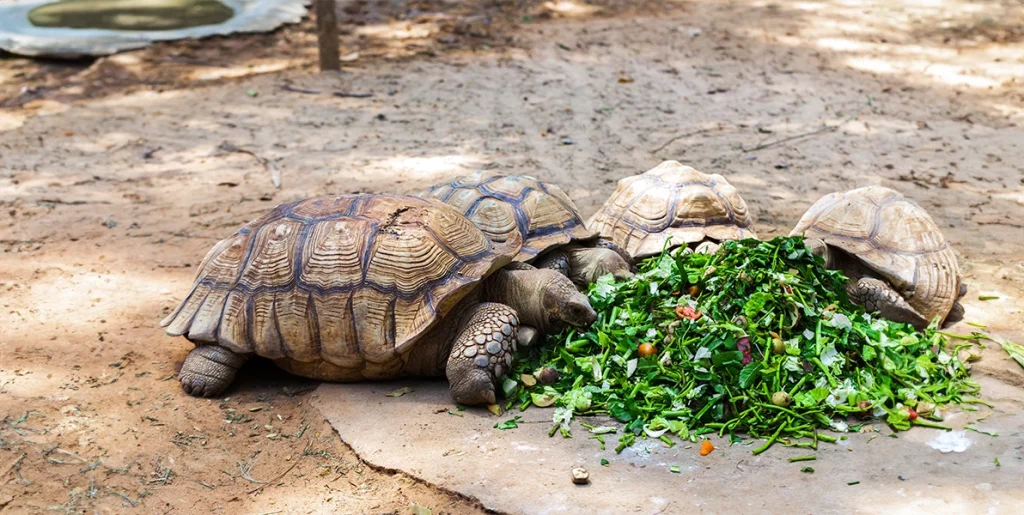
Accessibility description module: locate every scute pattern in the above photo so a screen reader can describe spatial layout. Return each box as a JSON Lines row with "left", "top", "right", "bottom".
{"left": 789, "top": 185, "right": 963, "bottom": 324}
{"left": 587, "top": 161, "right": 757, "bottom": 258}
{"left": 161, "top": 194, "right": 516, "bottom": 378}
{"left": 421, "top": 170, "right": 595, "bottom": 261}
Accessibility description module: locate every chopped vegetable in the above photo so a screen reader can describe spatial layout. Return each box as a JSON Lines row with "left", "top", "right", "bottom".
{"left": 669, "top": 465, "right": 680, "bottom": 473}
{"left": 494, "top": 416, "right": 522, "bottom": 430}
{"left": 848, "top": 481, "right": 860, "bottom": 486}
{"left": 600, "top": 458, "right": 610, "bottom": 467}
{"left": 509, "top": 237, "right": 980, "bottom": 454}
{"left": 801, "top": 466, "right": 815, "bottom": 473}
{"left": 700, "top": 440, "right": 715, "bottom": 456}
{"left": 788, "top": 455, "right": 816, "bottom": 463}
{"left": 385, "top": 387, "right": 413, "bottom": 397}
{"left": 997, "top": 339, "right": 1024, "bottom": 371}
{"left": 537, "top": 367, "right": 561, "bottom": 385}
{"left": 638, "top": 342, "right": 657, "bottom": 358}
{"left": 675, "top": 305, "right": 701, "bottom": 320}
{"left": 771, "top": 392, "right": 792, "bottom": 408}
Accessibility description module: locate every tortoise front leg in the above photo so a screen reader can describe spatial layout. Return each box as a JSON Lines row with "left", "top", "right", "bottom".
{"left": 847, "top": 277, "right": 928, "bottom": 329}
{"left": 446, "top": 303, "right": 519, "bottom": 406}
{"left": 180, "top": 345, "right": 247, "bottom": 398}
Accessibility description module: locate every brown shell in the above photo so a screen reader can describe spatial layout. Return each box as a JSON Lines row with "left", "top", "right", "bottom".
{"left": 160, "top": 195, "right": 516, "bottom": 377}
{"left": 420, "top": 170, "right": 595, "bottom": 261}
{"left": 789, "top": 185, "right": 963, "bottom": 324}
{"left": 587, "top": 161, "right": 757, "bottom": 258}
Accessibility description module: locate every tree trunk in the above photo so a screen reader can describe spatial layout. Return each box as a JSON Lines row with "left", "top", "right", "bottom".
{"left": 315, "top": 0, "right": 340, "bottom": 72}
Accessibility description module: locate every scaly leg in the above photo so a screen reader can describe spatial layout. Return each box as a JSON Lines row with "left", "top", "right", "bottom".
{"left": 533, "top": 251, "right": 571, "bottom": 278}
{"left": 446, "top": 303, "right": 519, "bottom": 406}
{"left": 591, "top": 238, "right": 636, "bottom": 271}
{"left": 180, "top": 345, "right": 247, "bottom": 397}
{"left": 847, "top": 277, "right": 928, "bottom": 329}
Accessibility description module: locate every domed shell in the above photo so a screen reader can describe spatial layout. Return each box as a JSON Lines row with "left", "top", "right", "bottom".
{"left": 789, "top": 185, "right": 963, "bottom": 324}
{"left": 160, "top": 195, "right": 517, "bottom": 378}
{"left": 587, "top": 161, "right": 756, "bottom": 258}
{"left": 421, "top": 170, "right": 595, "bottom": 261}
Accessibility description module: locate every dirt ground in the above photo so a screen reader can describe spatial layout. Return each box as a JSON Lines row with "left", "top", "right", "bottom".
{"left": 1, "top": 0, "right": 1023, "bottom": 513}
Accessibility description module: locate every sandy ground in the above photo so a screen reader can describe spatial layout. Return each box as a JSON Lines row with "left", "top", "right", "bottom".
{"left": 1, "top": 0, "right": 1023, "bottom": 513}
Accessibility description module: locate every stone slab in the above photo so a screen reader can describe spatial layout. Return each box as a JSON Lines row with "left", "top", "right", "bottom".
{"left": 313, "top": 375, "right": 1024, "bottom": 514}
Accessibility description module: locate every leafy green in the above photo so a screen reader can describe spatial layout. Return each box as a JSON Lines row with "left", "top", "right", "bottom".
{"left": 494, "top": 416, "right": 522, "bottom": 430}
{"left": 998, "top": 339, "right": 1024, "bottom": 370}
{"left": 509, "top": 237, "right": 980, "bottom": 454}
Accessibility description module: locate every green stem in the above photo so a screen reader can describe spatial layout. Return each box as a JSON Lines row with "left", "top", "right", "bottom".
{"left": 912, "top": 419, "right": 952, "bottom": 431}
{"left": 752, "top": 423, "right": 786, "bottom": 455}
{"left": 812, "top": 432, "right": 837, "bottom": 443}
{"left": 788, "top": 455, "right": 816, "bottom": 463}
{"left": 961, "top": 398, "right": 994, "bottom": 408}
{"left": 810, "top": 357, "right": 837, "bottom": 388}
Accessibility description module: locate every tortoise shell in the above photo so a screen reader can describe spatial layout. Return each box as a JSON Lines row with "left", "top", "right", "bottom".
{"left": 420, "top": 170, "right": 595, "bottom": 262}
{"left": 789, "top": 185, "right": 963, "bottom": 324}
{"left": 160, "top": 195, "right": 516, "bottom": 379}
{"left": 587, "top": 161, "right": 756, "bottom": 258}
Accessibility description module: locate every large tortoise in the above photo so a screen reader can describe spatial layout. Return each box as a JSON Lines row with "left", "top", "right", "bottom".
{"left": 160, "top": 194, "right": 596, "bottom": 405}
{"left": 421, "top": 171, "right": 633, "bottom": 289}
{"left": 587, "top": 161, "right": 757, "bottom": 259}
{"left": 790, "top": 186, "right": 966, "bottom": 329}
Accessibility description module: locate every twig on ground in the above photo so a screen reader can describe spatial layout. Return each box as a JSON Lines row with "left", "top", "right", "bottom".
{"left": 650, "top": 127, "right": 719, "bottom": 154}
{"left": 740, "top": 104, "right": 869, "bottom": 153}
{"left": 741, "top": 125, "right": 838, "bottom": 153}
{"left": 1, "top": 453, "right": 26, "bottom": 478}
{"left": 332, "top": 92, "right": 373, "bottom": 98}
{"left": 247, "top": 459, "right": 300, "bottom": 495}
{"left": 281, "top": 84, "right": 321, "bottom": 94}
{"left": 107, "top": 488, "right": 139, "bottom": 507}
{"left": 238, "top": 450, "right": 266, "bottom": 484}
{"left": 218, "top": 141, "right": 281, "bottom": 189}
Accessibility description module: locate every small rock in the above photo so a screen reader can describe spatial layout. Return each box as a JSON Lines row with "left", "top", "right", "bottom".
{"left": 571, "top": 466, "right": 590, "bottom": 485}
{"left": 688, "top": 28, "right": 702, "bottom": 37}
{"left": 561, "top": 137, "right": 574, "bottom": 145}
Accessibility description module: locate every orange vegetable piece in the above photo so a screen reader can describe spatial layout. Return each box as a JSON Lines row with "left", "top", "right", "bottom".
{"left": 675, "top": 305, "right": 701, "bottom": 321}
{"left": 687, "top": 285, "right": 700, "bottom": 297}
{"left": 700, "top": 440, "right": 715, "bottom": 456}
{"left": 638, "top": 342, "right": 656, "bottom": 358}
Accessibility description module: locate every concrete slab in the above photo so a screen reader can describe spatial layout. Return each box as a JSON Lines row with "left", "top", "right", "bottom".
{"left": 313, "top": 375, "right": 1024, "bottom": 514}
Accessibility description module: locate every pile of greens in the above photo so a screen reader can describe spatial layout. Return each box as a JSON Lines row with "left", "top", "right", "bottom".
{"left": 506, "top": 237, "right": 982, "bottom": 454}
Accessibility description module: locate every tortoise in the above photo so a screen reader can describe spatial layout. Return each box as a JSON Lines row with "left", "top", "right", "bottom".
{"left": 160, "top": 194, "right": 597, "bottom": 405}
{"left": 789, "top": 185, "right": 966, "bottom": 329}
{"left": 587, "top": 161, "right": 757, "bottom": 259}
{"left": 420, "top": 171, "right": 634, "bottom": 289}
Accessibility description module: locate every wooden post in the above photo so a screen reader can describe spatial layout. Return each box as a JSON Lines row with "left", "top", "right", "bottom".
{"left": 316, "top": 0, "right": 340, "bottom": 72}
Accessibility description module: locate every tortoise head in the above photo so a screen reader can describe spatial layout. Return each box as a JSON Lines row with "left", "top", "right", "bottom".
{"left": 539, "top": 269, "right": 598, "bottom": 332}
